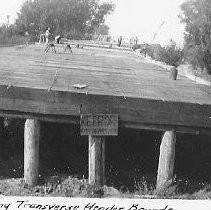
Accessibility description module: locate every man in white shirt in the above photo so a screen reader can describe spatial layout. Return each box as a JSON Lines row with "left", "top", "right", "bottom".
{"left": 45, "top": 27, "right": 51, "bottom": 45}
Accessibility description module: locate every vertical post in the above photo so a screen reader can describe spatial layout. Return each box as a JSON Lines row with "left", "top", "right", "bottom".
{"left": 169, "top": 67, "right": 178, "bottom": 80}
{"left": 24, "top": 119, "right": 40, "bottom": 186}
{"left": 0, "top": 117, "right": 4, "bottom": 137}
{"left": 89, "top": 135, "right": 105, "bottom": 186}
{"left": 156, "top": 131, "right": 176, "bottom": 192}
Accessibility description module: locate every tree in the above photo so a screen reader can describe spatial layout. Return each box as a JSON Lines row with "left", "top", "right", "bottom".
{"left": 15, "top": 0, "right": 114, "bottom": 41}
{"left": 155, "top": 40, "right": 183, "bottom": 67}
{"left": 179, "top": 0, "right": 211, "bottom": 74}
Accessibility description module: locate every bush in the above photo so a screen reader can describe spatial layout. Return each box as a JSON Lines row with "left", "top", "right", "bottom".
{"left": 0, "top": 34, "right": 27, "bottom": 46}
{"left": 156, "top": 40, "right": 183, "bottom": 67}
{"left": 0, "top": 24, "right": 28, "bottom": 46}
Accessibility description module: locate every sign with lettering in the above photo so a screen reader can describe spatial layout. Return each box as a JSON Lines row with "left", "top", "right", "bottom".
{"left": 80, "top": 114, "right": 118, "bottom": 136}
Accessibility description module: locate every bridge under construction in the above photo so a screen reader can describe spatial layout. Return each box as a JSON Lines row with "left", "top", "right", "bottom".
{"left": 0, "top": 43, "right": 210, "bottom": 191}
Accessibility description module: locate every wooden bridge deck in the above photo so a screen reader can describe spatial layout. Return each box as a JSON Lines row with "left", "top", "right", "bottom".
{"left": 0, "top": 44, "right": 211, "bottom": 134}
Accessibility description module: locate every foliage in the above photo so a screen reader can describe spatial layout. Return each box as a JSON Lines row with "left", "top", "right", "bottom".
{"left": 94, "top": 24, "right": 109, "bottom": 36}
{"left": 155, "top": 40, "right": 184, "bottom": 67}
{"left": 133, "top": 177, "right": 154, "bottom": 196}
{"left": 179, "top": 0, "right": 211, "bottom": 74}
{"left": 131, "top": 42, "right": 183, "bottom": 67}
{"left": 0, "top": 24, "right": 27, "bottom": 45}
{"left": 15, "top": 0, "right": 114, "bottom": 41}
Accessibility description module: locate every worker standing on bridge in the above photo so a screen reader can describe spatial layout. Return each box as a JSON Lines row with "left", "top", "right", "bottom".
{"left": 39, "top": 33, "right": 45, "bottom": 44}
{"left": 25, "top": 31, "right": 30, "bottom": 45}
{"left": 134, "top": 36, "right": 138, "bottom": 45}
{"left": 55, "top": 35, "right": 62, "bottom": 44}
{"left": 117, "top": 36, "right": 122, "bottom": 47}
{"left": 45, "top": 27, "right": 51, "bottom": 45}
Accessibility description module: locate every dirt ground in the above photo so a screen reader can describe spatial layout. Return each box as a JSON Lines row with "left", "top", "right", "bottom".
{"left": 0, "top": 176, "right": 122, "bottom": 198}
{"left": 1, "top": 175, "right": 211, "bottom": 199}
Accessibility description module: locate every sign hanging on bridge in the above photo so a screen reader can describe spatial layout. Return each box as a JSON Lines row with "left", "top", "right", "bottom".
{"left": 80, "top": 114, "right": 118, "bottom": 136}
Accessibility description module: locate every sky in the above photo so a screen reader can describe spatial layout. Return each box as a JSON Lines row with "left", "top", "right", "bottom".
{"left": 0, "top": 0, "right": 186, "bottom": 46}
{"left": 0, "top": 0, "right": 25, "bottom": 24}
{"left": 104, "top": 0, "right": 186, "bottom": 46}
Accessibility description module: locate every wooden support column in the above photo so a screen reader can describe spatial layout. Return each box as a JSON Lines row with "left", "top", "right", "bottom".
{"left": 89, "top": 135, "right": 105, "bottom": 186}
{"left": 24, "top": 119, "right": 40, "bottom": 186}
{"left": 156, "top": 131, "right": 176, "bottom": 192}
{"left": 0, "top": 117, "right": 4, "bottom": 137}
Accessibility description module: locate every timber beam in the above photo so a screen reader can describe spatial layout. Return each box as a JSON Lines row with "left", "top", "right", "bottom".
{"left": 0, "top": 85, "right": 210, "bottom": 130}
{"left": 0, "top": 110, "right": 210, "bottom": 135}
{"left": 123, "top": 122, "right": 211, "bottom": 136}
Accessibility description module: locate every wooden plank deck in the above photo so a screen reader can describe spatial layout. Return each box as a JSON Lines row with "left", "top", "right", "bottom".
{"left": 0, "top": 44, "right": 211, "bottom": 134}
